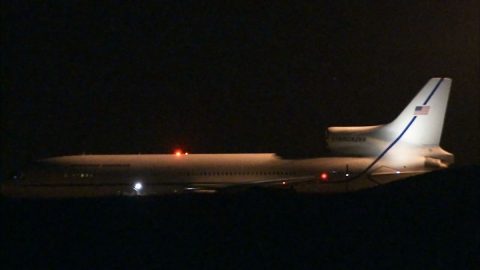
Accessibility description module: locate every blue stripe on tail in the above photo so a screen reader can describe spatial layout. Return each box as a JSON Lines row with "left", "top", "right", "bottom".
{"left": 359, "top": 78, "right": 445, "bottom": 176}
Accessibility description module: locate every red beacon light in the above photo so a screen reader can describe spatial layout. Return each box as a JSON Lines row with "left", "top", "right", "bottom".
{"left": 320, "top": 172, "right": 329, "bottom": 181}
{"left": 174, "top": 149, "right": 189, "bottom": 157}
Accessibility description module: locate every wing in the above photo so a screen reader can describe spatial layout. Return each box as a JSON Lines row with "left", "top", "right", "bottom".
{"left": 181, "top": 175, "right": 318, "bottom": 193}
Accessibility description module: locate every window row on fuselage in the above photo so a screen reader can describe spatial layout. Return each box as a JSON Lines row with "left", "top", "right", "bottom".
{"left": 61, "top": 170, "right": 301, "bottom": 179}
{"left": 69, "top": 164, "right": 130, "bottom": 168}
{"left": 181, "top": 171, "right": 299, "bottom": 177}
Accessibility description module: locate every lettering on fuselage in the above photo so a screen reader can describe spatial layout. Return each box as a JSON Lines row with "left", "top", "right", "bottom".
{"left": 330, "top": 136, "right": 366, "bottom": 142}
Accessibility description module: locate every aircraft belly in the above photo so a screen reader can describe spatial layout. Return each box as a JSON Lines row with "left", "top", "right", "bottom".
{"left": 0, "top": 181, "right": 210, "bottom": 198}
{"left": 1, "top": 184, "right": 127, "bottom": 198}
{"left": 294, "top": 182, "right": 349, "bottom": 193}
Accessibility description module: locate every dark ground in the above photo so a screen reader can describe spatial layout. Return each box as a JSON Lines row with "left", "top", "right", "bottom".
{"left": 1, "top": 166, "right": 479, "bottom": 269}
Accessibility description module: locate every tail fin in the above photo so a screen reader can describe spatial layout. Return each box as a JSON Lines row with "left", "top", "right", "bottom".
{"left": 327, "top": 78, "right": 453, "bottom": 160}
{"left": 383, "top": 77, "right": 451, "bottom": 147}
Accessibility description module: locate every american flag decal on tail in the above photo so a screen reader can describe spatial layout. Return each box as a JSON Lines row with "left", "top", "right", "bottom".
{"left": 414, "top": 105, "right": 430, "bottom": 115}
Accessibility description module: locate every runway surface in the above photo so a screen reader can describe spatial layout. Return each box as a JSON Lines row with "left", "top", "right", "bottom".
{"left": 1, "top": 166, "right": 479, "bottom": 269}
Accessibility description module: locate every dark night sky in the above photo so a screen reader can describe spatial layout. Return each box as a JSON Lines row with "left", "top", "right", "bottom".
{"left": 1, "top": 1, "right": 479, "bottom": 179}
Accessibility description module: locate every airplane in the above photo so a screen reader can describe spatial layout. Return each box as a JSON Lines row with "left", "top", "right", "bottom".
{"left": 1, "top": 77, "right": 454, "bottom": 198}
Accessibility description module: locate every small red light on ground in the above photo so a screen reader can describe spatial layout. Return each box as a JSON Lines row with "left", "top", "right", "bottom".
{"left": 320, "top": 172, "right": 328, "bottom": 181}
{"left": 175, "top": 150, "right": 182, "bottom": 156}
{"left": 185, "top": 152, "right": 189, "bottom": 156}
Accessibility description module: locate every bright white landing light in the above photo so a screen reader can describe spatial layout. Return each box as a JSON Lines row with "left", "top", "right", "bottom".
{"left": 133, "top": 182, "right": 143, "bottom": 191}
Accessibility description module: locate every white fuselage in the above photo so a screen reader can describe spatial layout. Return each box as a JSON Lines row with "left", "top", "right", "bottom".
{"left": 1, "top": 153, "right": 429, "bottom": 197}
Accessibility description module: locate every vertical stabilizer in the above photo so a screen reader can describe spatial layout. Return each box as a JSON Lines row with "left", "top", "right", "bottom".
{"left": 383, "top": 77, "right": 451, "bottom": 147}
{"left": 326, "top": 78, "right": 453, "bottom": 159}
